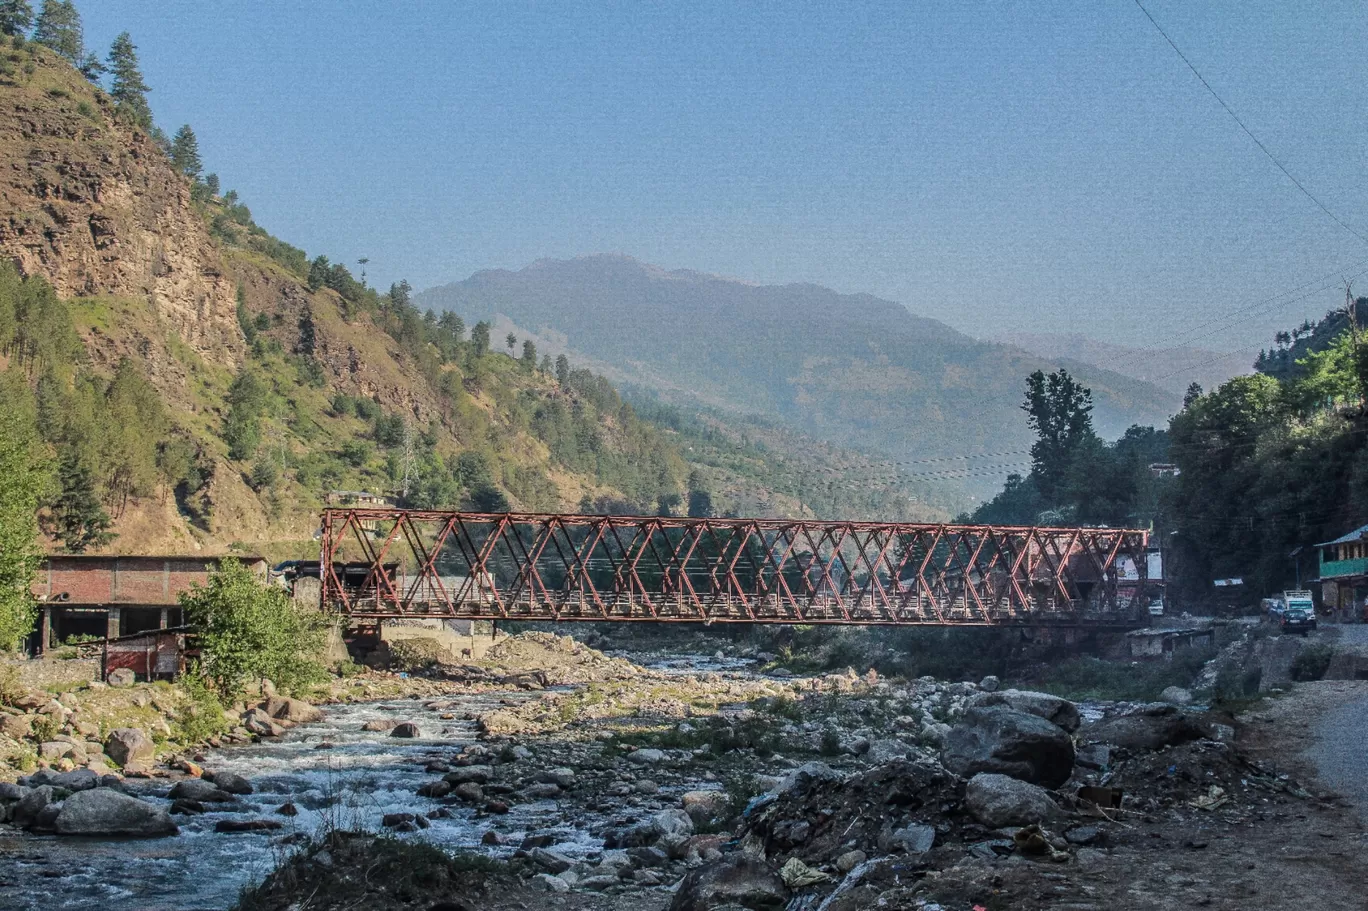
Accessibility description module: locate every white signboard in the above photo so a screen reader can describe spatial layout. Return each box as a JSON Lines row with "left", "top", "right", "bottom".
{"left": 1213, "top": 577, "right": 1243, "bottom": 587}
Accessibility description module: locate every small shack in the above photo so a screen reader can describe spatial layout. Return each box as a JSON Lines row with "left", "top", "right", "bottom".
{"left": 103, "top": 628, "right": 189, "bottom": 681}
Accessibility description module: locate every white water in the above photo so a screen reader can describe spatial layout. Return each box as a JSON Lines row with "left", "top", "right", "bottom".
{"left": 0, "top": 692, "right": 605, "bottom": 911}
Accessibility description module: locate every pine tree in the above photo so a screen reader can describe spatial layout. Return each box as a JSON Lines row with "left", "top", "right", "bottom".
{"left": 520, "top": 339, "right": 537, "bottom": 372}
{"left": 52, "top": 450, "right": 112, "bottom": 554}
{"left": 32, "top": 0, "right": 80, "bottom": 63}
{"left": 0, "top": 0, "right": 32, "bottom": 38}
{"left": 505, "top": 332, "right": 517, "bottom": 354}
{"left": 170, "top": 124, "right": 202, "bottom": 178}
{"left": 202, "top": 172, "right": 220, "bottom": 196}
{"left": 77, "top": 50, "right": 103, "bottom": 81}
{"left": 106, "top": 31, "right": 152, "bottom": 128}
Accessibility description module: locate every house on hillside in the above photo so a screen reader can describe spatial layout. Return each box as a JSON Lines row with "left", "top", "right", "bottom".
{"left": 1316, "top": 524, "right": 1368, "bottom": 621}
{"left": 30, "top": 555, "right": 268, "bottom": 653}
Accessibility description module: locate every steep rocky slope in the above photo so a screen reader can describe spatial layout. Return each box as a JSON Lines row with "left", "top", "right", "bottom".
{"left": 0, "top": 48, "right": 240, "bottom": 367}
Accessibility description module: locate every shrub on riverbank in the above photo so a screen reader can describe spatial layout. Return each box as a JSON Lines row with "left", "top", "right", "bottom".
{"left": 179, "top": 558, "right": 328, "bottom": 699}
{"left": 1030, "top": 645, "right": 1216, "bottom": 702}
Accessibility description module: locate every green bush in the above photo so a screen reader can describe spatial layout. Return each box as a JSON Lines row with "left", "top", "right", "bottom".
{"left": 172, "top": 672, "right": 229, "bottom": 744}
{"left": 1035, "top": 645, "right": 1216, "bottom": 702}
{"left": 1291, "top": 644, "right": 1333, "bottom": 682}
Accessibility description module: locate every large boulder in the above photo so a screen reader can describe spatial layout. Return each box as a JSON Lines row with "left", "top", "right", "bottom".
{"left": 242, "top": 708, "right": 286, "bottom": 737}
{"left": 106, "top": 668, "right": 136, "bottom": 687}
{"left": 11, "top": 786, "right": 54, "bottom": 829}
{"left": 966, "top": 690, "right": 1081, "bottom": 733}
{"left": 54, "top": 788, "right": 178, "bottom": 837}
{"left": 941, "top": 706, "right": 1075, "bottom": 788}
{"left": 51, "top": 769, "right": 100, "bottom": 792}
{"left": 104, "top": 728, "right": 155, "bottom": 767}
{"left": 965, "top": 773, "right": 1061, "bottom": 828}
{"left": 390, "top": 722, "right": 421, "bottom": 738}
{"left": 262, "top": 696, "right": 323, "bottom": 724}
{"left": 669, "top": 856, "right": 789, "bottom": 911}
{"left": 1081, "top": 704, "right": 1204, "bottom": 752}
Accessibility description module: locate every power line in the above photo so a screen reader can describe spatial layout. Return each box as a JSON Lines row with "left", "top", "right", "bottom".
{"left": 1133, "top": 0, "right": 1368, "bottom": 247}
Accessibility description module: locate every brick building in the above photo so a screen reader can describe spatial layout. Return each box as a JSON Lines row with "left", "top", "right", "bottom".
{"left": 31, "top": 555, "right": 267, "bottom": 653}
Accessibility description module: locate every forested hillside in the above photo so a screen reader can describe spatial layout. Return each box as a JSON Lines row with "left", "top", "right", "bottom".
{"left": 416, "top": 255, "right": 1179, "bottom": 495}
{"left": 973, "top": 300, "right": 1368, "bottom": 605}
{"left": 0, "top": 30, "right": 693, "bottom": 559}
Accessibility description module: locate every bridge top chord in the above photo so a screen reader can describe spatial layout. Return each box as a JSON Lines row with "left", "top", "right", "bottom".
{"left": 318, "top": 509, "right": 1150, "bottom": 626}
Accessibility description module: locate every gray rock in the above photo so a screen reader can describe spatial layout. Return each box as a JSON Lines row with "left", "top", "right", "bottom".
{"left": 390, "top": 722, "right": 421, "bottom": 738}
{"left": 530, "top": 847, "right": 574, "bottom": 873}
{"left": 167, "top": 779, "right": 235, "bottom": 803}
{"left": 1159, "top": 686, "right": 1193, "bottom": 706}
{"left": 941, "top": 706, "right": 1076, "bottom": 788}
{"left": 681, "top": 789, "right": 729, "bottom": 826}
{"left": 261, "top": 696, "right": 323, "bottom": 724}
{"left": 866, "top": 739, "right": 915, "bottom": 763}
{"left": 669, "top": 856, "right": 789, "bottom": 911}
{"left": 1081, "top": 705, "right": 1203, "bottom": 752}
{"left": 886, "top": 824, "right": 936, "bottom": 854}
{"left": 835, "top": 849, "right": 867, "bottom": 873}
{"left": 979, "top": 675, "right": 1001, "bottom": 692}
{"left": 523, "top": 782, "right": 561, "bottom": 799}
{"left": 105, "top": 728, "right": 156, "bottom": 767}
{"left": 0, "top": 782, "right": 26, "bottom": 801}
{"left": 54, "top": 788, "right": 178, "bottom": 837}
{"left": 11, "top": 786, "right": 54, "bottom": 829}
{"left": 1065, "top": 825, "right": 1104, "bottom": 846}
{"left": 776, "top": 761, "right": 842, "bottom": 796}
{"left": 214, "top": 819, "right": 283, "bottom": 833}
{"left": 964, "top": 772, "right": 1061, "bottom": 828}
{"left": 1075, "top": 743, "right": 1112, "bottom": 771}
{"left": 627, "top": 748, "right": 665, "bottom": 764}
{"left": 242, "top": 709, "right": 286, "bottom": 737}
{"left": 966, "top": 689, "right": 1081, "bottom": 732}
{"left": 531, "top": 873, "right": 570, "bottom": 893}
{"left": 50, "top": 769, "right": 99, "bottom": 792}
{"left": 211, "top": 772, "right": 253, "bottom": 795}
{"left": 443, "top": 765, "right": 492, "bottom": 784}
{"left": 106, "top": 668, "right": 136, "bottom": 687}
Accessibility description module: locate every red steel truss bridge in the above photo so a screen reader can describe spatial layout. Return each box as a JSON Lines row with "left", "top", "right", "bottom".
{"left": 319, "top": 509, "right": 1152, "bottom": 626}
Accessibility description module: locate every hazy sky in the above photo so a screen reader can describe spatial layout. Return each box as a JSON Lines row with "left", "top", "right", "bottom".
{"left": 86, "top": 2, "right": 1368, "bottom": 359}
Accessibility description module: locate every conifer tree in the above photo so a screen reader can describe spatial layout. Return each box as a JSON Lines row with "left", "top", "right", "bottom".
{"left": 170, "top": 124, "right": 201, "bottom": 178}
{"left": 32, "top": 0, "right": 80, "bottom": 63}
{"left": 77, "top": 50, "right": 103, "bottom": 81}
{"left": 52, "top": 450, "right": 113, "bottom": 553}
{"left": 0, "top": 0, "right": 32, "bottom": 38}
{"left": 106, "top": 31, "right": 152, "bottom": 128}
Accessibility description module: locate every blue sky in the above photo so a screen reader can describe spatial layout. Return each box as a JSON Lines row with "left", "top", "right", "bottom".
{"left": 83, "top": 1, "right": 1368, "bottom": 355}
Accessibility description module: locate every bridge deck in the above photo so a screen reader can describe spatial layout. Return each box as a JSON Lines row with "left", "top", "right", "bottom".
{"left": 320, "top": 510, "right": 1151, "bottom": 626}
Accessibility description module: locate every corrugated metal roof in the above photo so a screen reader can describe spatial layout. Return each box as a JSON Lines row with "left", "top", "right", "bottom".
{"left": 1317, "top": 524, "right": 1368, "bottom": 547}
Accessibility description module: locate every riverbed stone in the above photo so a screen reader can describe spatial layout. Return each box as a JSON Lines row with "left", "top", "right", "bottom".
{"left": 361, "top": 719, "right": 392, "bottom": 732}
{"left": 669, "top": 856, "right": 789, "bottom": 911}
{"left": 417, "top": 780, "right": 453, "bottom": 798}
{"left": 168, "top": 779, "right": 235, "bottom": 803}
{"left": 390, "top": 722, "right": 421, "bottom": 738}
{"left": 105, "top": 728, "right": 155, "bottom": 767}
{"left": 531, "top": 847, "right": 574, "bottom": 873}
{"left": 262, "top": 696, "right": 323, "bottom": 724}
{"left": 965, "top": 773, "right": 1061, "bottom": 828}
{"left": 454, "top": 782, "right": 484, "bottom": 802}
{"left": 50, "top": 769, "right": 99, "bottom": 792}
{"left": 106, "top": 668, "right": 136, "bottom": 688}
{"left": 443, "top": 765, "right": 492, "bottom": 784}
{"left": 212, "top": 772, "right": 254, "bottom": 795}
{"left": 215, "top": 818, "right": 283, "bottom": 833}
{"left": 12, "top": 786, "right": 54, "bottom": 829}
{"left": 681, "top": 790, "right": 729, "bottom": 827}
{"left": 170, "top": 799, "right": 205, "bottom": 815}
{"left": 531, "top": 873, "right": 571, "bottom": 893}
{"left": 55, "top": 788, "right": 178, "bottom": 837}
{"left": 627, "top": 748, "right": 665, "bottom": 764}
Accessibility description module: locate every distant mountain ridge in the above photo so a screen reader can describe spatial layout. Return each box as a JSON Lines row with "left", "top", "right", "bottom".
{"left": 417, "top": 255, "right": 1180, "bottom": 494}
{"left": 1005, "top": 332, "right": 1248, "bottom": 397}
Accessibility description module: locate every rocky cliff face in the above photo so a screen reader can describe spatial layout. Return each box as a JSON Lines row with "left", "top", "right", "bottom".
{"left": 0, "top": 50, "right": 240, "bottom": 366}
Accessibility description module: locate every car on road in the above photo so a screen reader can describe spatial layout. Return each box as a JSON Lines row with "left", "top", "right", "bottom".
{"left": 1281, "top": 607, "right": 1317, "bottom": 635}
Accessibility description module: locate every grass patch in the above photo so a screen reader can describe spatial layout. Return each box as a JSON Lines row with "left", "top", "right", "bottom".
{"left": 1032, "top": 645, "right": 1216, "bottom": 702}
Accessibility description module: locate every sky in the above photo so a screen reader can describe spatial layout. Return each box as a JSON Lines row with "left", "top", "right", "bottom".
{"left": 84, "top": 1, "right": 1368, "bottom": 358}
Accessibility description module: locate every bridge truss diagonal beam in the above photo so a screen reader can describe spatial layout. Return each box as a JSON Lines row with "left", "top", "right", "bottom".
{"left": 319, "top": 510, "right": 1150, "bottom": 626}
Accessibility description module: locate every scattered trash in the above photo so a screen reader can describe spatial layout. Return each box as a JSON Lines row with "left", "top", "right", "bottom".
{"left": 1189, "top": 785, "right": 1229, "bottom": 811}
{"left": 779, "top": 857, "right": 831, "bottom": 888}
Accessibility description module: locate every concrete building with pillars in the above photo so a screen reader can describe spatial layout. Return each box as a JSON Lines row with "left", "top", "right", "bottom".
{"left": 30, "top": 555, "right": 268, "bottom": 653}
